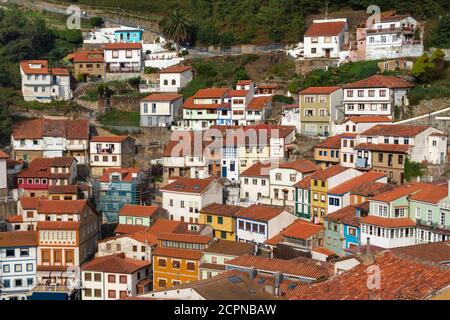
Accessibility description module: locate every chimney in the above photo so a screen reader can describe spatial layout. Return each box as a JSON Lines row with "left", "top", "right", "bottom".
{"left": 362, "top": 237, "right": 374, "bottom": 265}
{"left": 274, "top": 272, "right": 283, "bottom": 297}
{"left": 248, "top": 267, "right": 257, "bottom": 281}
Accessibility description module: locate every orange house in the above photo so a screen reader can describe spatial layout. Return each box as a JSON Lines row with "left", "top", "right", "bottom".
{"left": 152, "top": 247, "right": 202, "bottom": 290}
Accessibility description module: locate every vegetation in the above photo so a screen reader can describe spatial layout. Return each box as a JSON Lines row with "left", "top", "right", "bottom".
{"left": 431, "top": 16, "right": 450, "bottom": 48}
{"left": 404, "top": 157, "right": 427, "bottom": 182}
{"left": 0, "top": 99, "right": 12, "bottom": 146}
{"left": 159, "top": 9, "right": 192, "bottom": 53}
{"left": 79, "top": 88, "right": 100, "bottom": 102}
{"left": 144, "top": 66, "right": 161, "bottom": 74}
{"left": 89, "top": 16, "right": 104, "bottom": 27}
{"left": 97, "top": 110, "right": 140, "bottom": 127}
{"left": 411, "top": 49, "right": 446, "bottom": 83}
{"left": 407, "top": 85, "right": 450, "bottom": 105}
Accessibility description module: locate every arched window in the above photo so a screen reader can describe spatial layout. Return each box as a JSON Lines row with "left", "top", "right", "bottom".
{"left": 171, "top": 79, "right": 176, "bottom": 85}
{"left": 163, "top": 79, "right": 168, "bottom": 85}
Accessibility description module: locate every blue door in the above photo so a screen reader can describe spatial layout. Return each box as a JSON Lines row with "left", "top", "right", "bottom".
{"left": 222, "top": 166, "right": 227, "bottom": 178}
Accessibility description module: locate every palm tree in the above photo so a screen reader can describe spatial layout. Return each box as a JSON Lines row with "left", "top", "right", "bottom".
{"left": 159, "top": 9, "right": 191, "bottom": 54}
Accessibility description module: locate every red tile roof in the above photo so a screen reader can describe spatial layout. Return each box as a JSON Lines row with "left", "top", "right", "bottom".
{"left": 90, "top": 135, "right": 131, "bottom": 143}
{"left": 324, "top": 205, "right": 359, "bottom": 227}
{"left": 328, "top": 171, "right": 386, "bottom": 195}
{"left": 20, "top": 60, "right": 49, "bottom": 74}
{"left": 17, "top": 157, "right": 76, "bottom": 178}
{"left": 247, "top": 96, "right": 272, "bottom": 111}
{"left": 183, "top": 96, "right": 229, "bottom": 110}
{"left": 304, "top": 21, "right": 347, "bottom": 37}
{"left": 229, "top": 89, "right": 248, "bottom": 97}
{"left": 300, "top": 86, "right": 341, "bottom": 95}
{"left": 114, "top": 224, "right": 147, "bottom": 235}
{"left": 371, "top": 183, "right": 426, "bottom": 202}
{"left": 128, "top": 231, "right": 158, "bottom": 246}
{"left": 194, "top": 87, "right": 229, "bottom": 99}
{"left": 104, "top": 43, "right": 142, "bottom": 50}
{"left": 152, "top": 247, "right": 203, "bottom": 260}
{"left": 354, "top": 143, "right": 411, "bottom": 153}
{"left": 118, "top": 204, "right": 161, "bottom": 218}
{"left": 19, "top": 197, "right": 41, "bottom": 210}
{"left": 146, "top": 219, "right": 181, "bottom": 235}
{"left": 51, "top": 68, "right": 69, "bottom": 76}
{"left": 12, "top": 119, "right": 89, "bottom": 140}
{"left": 0, "top": 150, "right": 9, "bottom": 158}
{"left": 82, "top": 253, "right": 149, "bottom": 273}
{"left": 5, "top": 215, "right": 24, "bottom": 223}
{"left": 141, "top": 93, "right": 183, "bottom": 102}
{"left": 235, "top": 204, "right": 286, "bottom": 222}
{"left": 157, "top": 232, "right": 212, "bottom": 244}
{"left": 293, "top": 175, "right": 313, "bottom": 189}
{"left": 312, "top": 247, "right": 336, "bottom": 256}
{"left": 240, "top": 162, "right": 272, "bottom": 177}
{"left": 159, "top": 65, "right": 192, "bottom": 73}
{"left": 37, "top": 221, "right": 80, "bottom": 230}
{"left": 346, "top": 116, "right": 393, "bottom": 123}
{"left": 360, "top": 124, "right": 430, "bottom": 137}
{"left": 408, "top": 184, "right": 448, "bottom": 204}
{"left": 392, "top": 241, "right": 450, "bottom": 264}
{"left": 343, "top": 75, "right": 414, "bottom": 89}
{"left": 289, "top": 251, "right": 450, "bottom": 300}
{"left": 99, "top": 168, "right": 141, "bottom": 183}
{"left": 37, "top": 199, "right": 87, "bottom": 214}
{"left": 281, "top": 220, "right": 323, "bottom": 240}
{"left": 0, "top": 231, "right": 37, "bottom": 247}
{"left": 236, "top": 80, "right": 253, "bottom": 85}
{"left": 160, "top": 177, "right": 215, "bottom": 194}
{"left": 310, "top": 165, "right": 348, "bottom": 181}
{"left": 315, "top": 135, "right": 343, "bottom": 149}
{"left": 264, "top": 233, "right": 284, "bottom": 246}
{"left": 203, "top": 239, "right": 255, "bottom": 256}
{"left": 360, "top": 216, "right": 416, "bottom": 228}
{"left": 200, "top": 203, "right": 243, "bottom": 217}
{"left": 72, "top": 50, "right": 104, "bottom": 63}
{"left": 279, "top": 159, "right": 320, "bottom": 173}
{"left": 226, "top": 255, "right": 329, "bottom": 279}
{"left": 349, "top": 181, "right": 395, "bottom": 197}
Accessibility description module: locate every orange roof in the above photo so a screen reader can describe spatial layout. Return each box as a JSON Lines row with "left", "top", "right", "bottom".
{"left": 315, "top": 135, "right": 342, "bottom": 149}
{"left": 328, "top": 171, "right": 386, "bottom": 195}
{"left": 360, "top": 124, "right": 430, "bottom": 137}
{"left": 82, "top": 253, "right": 149, "bottom": 273}
{"left": 343, "top": 75, "right": 414, "bottom": 89}
{"left": 279, "top": 159, "right": 320, "bottom": 173}
{"left": 128, "top": 231, "right": 158, "bottom": 246}
{"left": 0, "top": 231, "right": 37, "bottom": 247}
{"left": 293, "top": 175, "right": 312, "bottom": 189}
{"left": 236, "top": 80, "right": 253, "bottom": 85}
{"left": 152, "top": 247, "right": 203, "bottom": 260}
{"left": 346, "top": 116, "right": 393, "bottom": 124}
{"left": 229, "top": 89, "right": 248, "bottom": 97}
{"left": 157, "top": 232, "right": 212, "bottom": 244}
{"left": 349, "top": 181, "right": 395, "bottom": 197}
{"left": 5, "top": 215, "right": 23, "bottom": 223}
{"left": 247, "top": 96, "right": 272, "bottom": 111}
{"left": 160, "top": 177, "right": 215, "bottom": 194}
{"left": 235, "top": 204, "right": 286, "bottom": 222}
{"left": 324, "top": 205, "right": 359, "bottom": 227}
{"left": 264, "top": 233, "right": 284, "bottom": 246}
{"left": 20, "top": 60, "right": 49, "bottom": 74}
{"left": 312, "top": 247, "right": 336, "bottom": 256}
{"left": 37, "top": 221, "right": 80, "bottom": 230}
{"left": 91, "top": 135, "right": 131, "bottom": 143}
{"left": 354, "top": 143, "right": 411, "bottom": 153}
{"left": 200, "top": 203, "right": 243, "bottom": 217}
{"left": 99, "top": 168, "right": 141, "bottom": 183}
{"left": 114, "top": 224, "right": 147, "bottom": 235}
{"left": 310, "top": 165, "right": 348, "bottom": 181}
{"left": 371, "top": 183, "right": 426, "bottom": 202}
{"left": 282, "top": 220, "right": 323, "bottom": 240}
{"left": 300, "top": 86, "right": 340, "bottom": 95}
{"left": 72, "top": 50, "right": 104, "bottom": 63}
{"left": 19, "top": 197, "right": 41, "bottom": 210}
{"left": 104, "top": 42, "right": 142, "bottom": 50}
{"left": 409, "top": 184, "right": 448, "bottom": 204}
{"left": 147, "top": 219, "right": 181, "bottom": 235}
{"left": 257, "top": 84, "right": 277, "bottom": 89}
{"left": 183, "top": 96, "right": 229, "bottom": 110}
{"left": 12, "top": 119, "right": 89, "bottom": 140}
{"left": 194, "top": 87, "right": 229, "bottom": 99}
{"left": 226, "top": 255, "right": 329, "bottom": 279}
{"left": 141, "top": 93, "right": 183, "bottom": 102}
{"left": 304, "top": 21, "right": 346, "bottom": 37}
{"left": 360, "top": 216, "right": 416, "bottom": 228}
{"left": 51, "top": 68, "right": 69, "bottom": 76}
{"left": 37, "top": 199, "right": 87, "bottom": 214}
{"left": 0, "top": 150, "right": 9, "bottom": 158}
{"left": 118, "top": 204, "right": 161, "bottom": 218}
{"left": 159, "top": 65, "right": 192, "bottom": 73}
{"left": 289, "top": 251, "right": 450, "bottom": 300}
{"left": 17, "top": 157, "right": 76, "bottom": 178}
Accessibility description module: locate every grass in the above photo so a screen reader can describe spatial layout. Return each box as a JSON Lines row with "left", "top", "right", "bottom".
{"left": 97, "top": 109, "right": 140, "bottom": 126}
{"left": 407, "top": 86, "right": 450, "bottom": 105}
{"left": 20, "top": 7, "right": 91, "bottom": 29}
{"left": 79, "top": 89, "right": 100, "bottom": 102}
{"left": 15, "top": 99, "right": 70, "bottom": 111}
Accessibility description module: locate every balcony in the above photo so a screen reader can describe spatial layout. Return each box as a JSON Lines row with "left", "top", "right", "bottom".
{"left": 66, "top": 144, "right": 86, "bottom": 151}
{"left": 355, "top": 157, "right": 372, "bottom": 170}
{"left": 96, "top": 148, "right": 114, "bottom": 154}
{"left": 416, "top": 219, "right": 450, "bottom": 234}
{"left": 366, "top": 26, "right": 415, "bottom": 34}
{"left": 106, "top": 65, "right": 140, "bottom": 73}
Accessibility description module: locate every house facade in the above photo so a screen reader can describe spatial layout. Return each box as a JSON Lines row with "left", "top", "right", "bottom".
{"left": 199, "top": 203, "right": 243, "bottom": 241}
{"left": 72, "top": 50, "right": 105, "bottom": 82}
{"left": 159, "top": 65, "right": 193, "bottom": 92}
{"left": 303, "top": 19, "right": 348, "bottom": 58}
{"left": 239, "top": 162, "right": 271, "bottom": 204}
{"left": 104, "top": 43, "right": 142, "bottom": 80}
{"left": 140, "top": 93, "right": 183, "bottom": 127}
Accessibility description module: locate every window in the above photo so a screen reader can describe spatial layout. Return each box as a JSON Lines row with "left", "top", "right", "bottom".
{"left": 84, "top": 272, "right": 92, "bottom": 281}
{"left": 239, "top": 220, "right": 244, "bottom": 230}
{"left": 108, "top": 290, "right": 116, "bottom": 299}
{"left": 394, "top": 208, "right": 405, "bottom": 217}
{"left": 169, "top": 199, "right": 173, "bottom": 207}
{"left": 348, "top": 227, "right": 357, "bottom": 236}
{"left": 358, "top": 104, "right": 365, "bottom": 111}
{"left": 415, "top": 207, "right": 421, "bottom": 218}
{"left": 84, "top": 288, "right": 92, "bottom": 297}
{"left": 108, "top": 275, "right": 116, "bottom": 283}
{"left": 94, "top": 273, "right": 101, "bottom": 282}
{"left": 368, "top": 90, "right": 375, "bottom": 97}
{"left": 290, "top": 174, "right": 296, "bottom": 182}
{"left": 158, "top": 258, "right": 166, "bottom": 267}
{"left": 217, "top": 216, "right": 223, "bottom": 225}
{"left": 158, "top": 278, "right": 167, "bottom": 288}
{"left": 20, "top": 248, "right": 29, "bottom": 257}
{"left": 378, "top": 153, "right": 383, "bottom": 162}
{"left": 347, "top": 90, "right": 353, "bottom": 97}
{"left": 15, "top": 279, "right": 22, "bottom": 287}
{"left": 54, "top": 250, "right": 62, "bottom": 264}
{"left": 305, "top": 96, "right": 314, "bottom": 103}
{"left": 380, "top": 90, "right": 386, "bottom": 97}
{"left": 259, "top": 224, "right": 265, "bottom": 234}
{"left": 3, "top": 265, "right": 10, "bottom": 273}
{"left": 6, "top": 249, "right": 14, "bottom": 258}
{"left": 398, "top": 155, "right": 404, "bottom": 165}
{"left": 186, "top": 262, "right": 195, "bottom": 271}
{"left": 311, "top": 48, "right": 316, "bottom": 54}
{"left": 180, "top": 201, "right": 185, "bottom": 208}
{"left": 347, "top": 104, "right": 354, "bottom": 111}
{"left": 26, "top": 263, "right": 33, "bottom": 272}
{"left": 119, "top": 275, "right": 127, "bottom": 284}
{"left": 172, "top": 260, "right": 181, "bottom": 269}
{"left": 427, "top": 210, "right": 432, "bottom": 224}
{"left": 94, "top": 289, "right": 101, "bottom": 297}
{"left": 119, "top": 291, "right": 127, "bottom": 299}
{"left": 357, "top": 90, "right": 364, "bottom": 97}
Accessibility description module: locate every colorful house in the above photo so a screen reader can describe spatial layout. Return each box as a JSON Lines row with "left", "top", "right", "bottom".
{"left": 114, "top": 27, "right": 143, "bottom": 43}
{"left": 324, "top": 205, "right": 360, "bottom": 256}
{"left": 199, "top": 203, "right": 243, "bottom": 241}
{"left": 294, "top": 176, "right": 312, "bottom": 220}
{"left": 118, "top": 204, "right": 167, "bottom": 228}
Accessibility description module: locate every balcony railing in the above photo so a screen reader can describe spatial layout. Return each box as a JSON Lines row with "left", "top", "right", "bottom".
{"left": 106, "top": 66, "right": 141, "bottom": 73}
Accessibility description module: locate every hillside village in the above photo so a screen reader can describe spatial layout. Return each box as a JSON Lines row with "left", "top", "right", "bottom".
{"left": 0, "top": 3, "right": 449, "bottom": 302}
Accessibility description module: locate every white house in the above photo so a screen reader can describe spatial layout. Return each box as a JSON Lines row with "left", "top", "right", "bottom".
{"left": 160, "top": 177, "right": 223, "bottom": 223}
{"left": 97, "top": 231, "right": 156, "bottom": 262}
{"left": 81, "top": 253, "right": 151, "bottom": 300}
{"left": 239, "top": 162, "right": 271, "bottom": 204}
{"left": 0, "top": 231, "right": 37, "bottom": 300}
{"left": 303, "top": 18, "right": 348, "bottom": 58}
{"left": 89, "top": 136, "right": 136, "bottom": 176}
{"left": 342, "top": 75, "right": 414, "bottom": 118}
{"left": 235, "top": 204, "right": 297, "bottom": 244}
{"left": 365, "top": 11, "right": 423, "bottom": 60}
{"left": 281, "top": 104, "right": 300, "bottom": 133}
{"left": 159, "top": 65, "right": 193, "bottom": 92}
{"left": 0, "top": 151, "right": 8, "bottom": 191}
{"left": 332, "top": 115, "right": 393, "bottom": 135}
{"left": 20, "top": 60, "right": 71, "bottom": 103}
{"left": 104, "top": 43, "right": 142, "bottom": 79}
{"left": 265, "top": 160, "right": 320, "bottom": 207}
{"left": 140, "top": 93, "right": 183, "bottom": 127}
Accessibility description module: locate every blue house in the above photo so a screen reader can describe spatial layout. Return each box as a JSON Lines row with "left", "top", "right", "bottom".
{"left": 0, "top": 231, "right": 37, "bottom": 300}
{"left": 217, "top": 105, "right": 232, "bottom": 126}
{"left": 114, "top": 27, "right": 143, "bottom": 43}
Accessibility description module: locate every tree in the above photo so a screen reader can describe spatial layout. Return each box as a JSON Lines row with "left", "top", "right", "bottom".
{"left": 411, "top": 49, "right": 446, "bottom": 83}
{"left": 159, "top": 9, "right": 192, "bottom": 53}
{"left": 431, "top": 16, "right": 450, "bottom": 49}
{"left": 97, "top": 84, "right": 114, "bottom": 110}
{"left": 89, "top": 16, "right": 104, "bottom": 28}
{"left": 0, "top": 95, "right": 12, "bottom": 146}
{"left": 404, "top": 157, "right": 427, "bottom": 182}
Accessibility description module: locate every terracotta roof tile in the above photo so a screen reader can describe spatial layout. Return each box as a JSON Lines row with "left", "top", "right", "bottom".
{"left": 346, "top": 116, "right": 393, "bottom": 123}
{"left": 349, "top": 181, "right": 395, "bottom": 197}
{"left": 293, "top": 175, "right": 312, "bottom": 189}
{"left": 0, "top": 150, "right": 9, "bottom": 158}
{"left": 37, "top": 221, "right": 80, "bottom": 230}
{"left": 72, "top": 50, "right": 104, "bottom": 63}
{"left": 141, "top": 93, "right": 183, "bottom": 102}
{"left": 183, "top": 96, "right": 229, "bottom": 110}
{"left": 304, "top": 21, "right": 346, "bottom": 37}
{"left": 229, "top": 89, "right": 248, "bottom": 97}
{"left": 281, "top": 220, "right": 323, "bottom": 240}
{"left": 20, "top": 60, "right": 49, "bottom": 74}
{"left": 159, "top": 65, "right": 192, "bottom": 73}
{"left": 200, "top": 203, "right": 243, "bottom": 217}
{"left": 360, "top": 216, "right": 416, "bottom": 228}
{"left": 118, "top": 204, "right": 161, "bottom": 218}
{"left": 37, "top": 199, "right": 87, "bottom": 214}
{"left": 409, "top": 184, "right": 448, "bottom": 204}
{"left": 5, "top": 215, "right": 24, "bottom": 223}
{"left": 104, "top": 43, "right": 142, "bottom": 50}
{"left": 279, "top": 159, "right": 320, "bottom": 173}
{"left": 343, "top": 75, "right": 414, "bottom": 89}
{"left": 12, "top": 119, "right": 89, "bottom": 140}
{"left": 194, "top": 87, "right": 229, "bottom": 99}
{"left": 114, "top": 224, "right": 147, "bottom": 235}
{"left": 310, "top": 165, "right": 348, "bottom": 180}
{"left": 235, "top": 204, "right": 286, "bottom": 222}
{"left": 203, "top": 239, "right": 255, "bottom": 256}
{"left": 300, "top": 86, "right": 341, "bottom": 94}
{"left": 328, "top": 171, "right": 386, "bottom": 195}
{"left": 354, "top": 142, "right": 411, "bottom": 153}
{"left": 19, "top": 197, "right": 41, "bottom": 209}
{"left": 264, "top": 233, "right": 284, "bottom": 246}
{"left": 236, "top": 80, "right": 253, "bottom": 85}
{"left": 160, "top": 177, "right": 215, "bottom": 194}
{"left": 371, "top": 183, "right": 426, "bottom": 202}
{"left": 240, "top": 162, "right": 272, "bottom": 177}
{"left": 0, "top": 231, "right": 37, "bottom": 247}
{"left": 247, "top": 96, "right": 272, "bottom": 111}
{"left": 82, "top": 253, "right": 149, "bottom": 273}
{"left": 315, "top": 135, "right": 343, "bottom": 149}
{"left": 324, "top": 205, "right": 359, "bottom": 227}
{"left": 152, "top": 247, "right": 203, "bottom": 260}
{"left": 360, "top": 124, "right": 430, "bottom": 137}
{"left": 157, "top": 232, "right": 212, "bottom": 244}
{"left": 99, "top": 168, "right": 141, "bottom": 183}
{"left": 392, "top": 241, "right": 450, "bottom": 264}
{"left": 146, "top": 219, "right": 181, "bottom": 235}
{"left": 312, "top": 247, "right": 336, "bottom": 256}
{"left": 90, "top": 135, "right": 131, "bottom": 143}
{"left": 47, "top": 184, "right": 80, "bottom": 194}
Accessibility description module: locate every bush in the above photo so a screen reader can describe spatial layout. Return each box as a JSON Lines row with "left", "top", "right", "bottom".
{"left": 89, "top": 16, "right": 103, "bottom": 28}
{"left": 144, "top": 66, "right": 160, "bottom": 74}
{"left": 273, "top": 95, "right": 294, "bottom": 104}
{"left": 411, "top": 49, "right": 446, "bottom": 83}
{"left": 407, "top": 85, "right": 450, "bottom": 105}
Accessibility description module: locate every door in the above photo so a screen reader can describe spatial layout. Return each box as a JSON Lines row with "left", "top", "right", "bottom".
{"left": 325, "top": 49, "right": 331, "bottom": 58}
{"left": 222, "top": 166, "right": 227, "bottom": 178}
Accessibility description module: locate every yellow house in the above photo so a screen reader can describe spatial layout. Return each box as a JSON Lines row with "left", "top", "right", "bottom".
{"left": 199, "top": 203, "right": 243, "bottom": 241}
{"left": 238, "top": 144, "right": 270, "bottom": 174}
{"left": 309, "top": 165, "right": 349, "bottom": 224}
